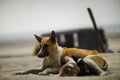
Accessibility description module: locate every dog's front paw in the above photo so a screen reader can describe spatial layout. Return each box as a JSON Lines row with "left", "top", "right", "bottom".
{"left": 38, "top": 72, "right": 46, "bottom": 75}
{"left": 49, "top": 74, "right": 60, "bottom": 76}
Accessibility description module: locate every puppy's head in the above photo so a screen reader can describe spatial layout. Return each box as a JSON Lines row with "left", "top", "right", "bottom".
{"left": 34, "top": 31, "right": 58, "bottom": 58}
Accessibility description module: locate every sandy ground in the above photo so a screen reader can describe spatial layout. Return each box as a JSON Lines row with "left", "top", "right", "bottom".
{"left": 0, "top": 53, "right": 120, "bottom": 80}
{"left": 0, "top": 38, "right": 120, "bottom": 80}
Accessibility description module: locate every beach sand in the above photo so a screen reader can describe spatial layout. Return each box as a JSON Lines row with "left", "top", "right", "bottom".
{"left": 0, "top": 37, "right": 120, "bottom": 80}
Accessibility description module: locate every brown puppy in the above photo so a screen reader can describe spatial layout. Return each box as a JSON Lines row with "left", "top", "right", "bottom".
{"left": 72, "top": 56, "right": 89, "bottom": 76}
{"left": 59, "top": 56, "right": 80, "bottom": 76}
{"left": 15, "top": 31, "right": 108, "bottom": 75}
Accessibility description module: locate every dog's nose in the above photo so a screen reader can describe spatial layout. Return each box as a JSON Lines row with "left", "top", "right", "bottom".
{"left": 37, "top": 54, "right": 41, "bottom": 57}
{"left": 37, "top": 49, "right": 44, "bottom": 58}
{"left": 37, "top": 52, "right": 46, "bottom": 58}
{"left": 37, "top": 53, "right": 43, "bottom": 58}
{"left": 37, "top": 50, "right": 49, "bottom": 58}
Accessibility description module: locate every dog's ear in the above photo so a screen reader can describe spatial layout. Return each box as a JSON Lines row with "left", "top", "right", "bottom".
{"left": 50, "top": 31, "right": 56, "bottom": 43}
{"left": 34, "top": 35, "right": 42, "bottom": 43}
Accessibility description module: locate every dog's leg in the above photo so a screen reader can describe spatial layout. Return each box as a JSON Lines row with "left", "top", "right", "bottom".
{"left": 15, "top": 66, "right": 47, "bottom": 75}
{"left": 38, "top": 68, "right": 59, "bottom": 75}
{"left": 15, "top": 69, "right": 44, "bottom": 75}
{"left": 15, "top": 64, "right": 47, "bottom": 75}
{"left": 15, "top": 58, "right": 48, "bottom": 75}
{"left": 83, "top": 58, "right": 107, "bottom": 76}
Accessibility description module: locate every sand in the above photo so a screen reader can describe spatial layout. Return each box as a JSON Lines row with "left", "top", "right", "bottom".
{"left": 0, "top": 53, "right": 120, "bottom": 80}
{"left": 0, "top": 37, "right": 120, "bottom": 80}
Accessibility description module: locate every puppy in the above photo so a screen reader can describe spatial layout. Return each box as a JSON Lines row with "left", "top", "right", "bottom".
{"left": 72, "top": 56, "right": 89, "bottom": 76}
{"left": 59, "top": 56, "right": 80, "bottom": 76}
{"left": 73, "top": 55, "right": 108, "bottom": 76}
{"left": 15, "top": 31, "right": 108, "bottom": 75}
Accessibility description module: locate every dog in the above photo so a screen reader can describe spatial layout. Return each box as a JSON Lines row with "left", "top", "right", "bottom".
{"left": 73, "top": 55, "right": 108, "bottom": 76}
{"left": 58, "top": 56, "right": 80, "bottom": 76}
{"left": 15, "top": 30, "right": 108, "bottom": 75}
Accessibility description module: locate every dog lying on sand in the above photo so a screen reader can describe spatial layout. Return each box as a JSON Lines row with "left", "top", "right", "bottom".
{"left": 15, "top": 31, "right": 108, "bottom": 76}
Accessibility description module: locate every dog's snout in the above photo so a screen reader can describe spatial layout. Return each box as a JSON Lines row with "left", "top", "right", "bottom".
{"left": 37, "top": 52, "right": 48, "bottom": 58}
{"left": 37, "top": 51, "right": 44, "bottom": 58}
{"left": 37, "top": 49, "right": 49, "bottom": 58}
{"left": 37, "top": 53, "right": 42, "bottom": 57}
{"left": 37, "top": 49, "right": 44, "bottom": 58}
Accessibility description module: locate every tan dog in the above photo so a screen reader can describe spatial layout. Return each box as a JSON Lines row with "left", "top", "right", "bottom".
{"left": 15, "top": 31, "right": 108, "bottom": 75}
{"left": 58, "top": 56, "right": 80, "bottom": 76}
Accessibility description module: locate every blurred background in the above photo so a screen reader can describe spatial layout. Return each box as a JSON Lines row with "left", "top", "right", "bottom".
{"left": 0, "top": 0, "right": 120, "bottom": 57}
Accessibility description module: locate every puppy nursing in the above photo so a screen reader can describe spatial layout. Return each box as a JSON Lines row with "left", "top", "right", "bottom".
{"left": 72, "top": 56, "right": 89, "bottom": 76}
{"left": 83, "top": 55, "right": 108, "bottom": 76}
{"left": 58, "top": 55, "right": 108, "bottom": 76}
{"left": 59, "top": 56, "right": 80, "bottom": 76}
{"left": 73, "top": 55, "right": 108, "bottom": 76}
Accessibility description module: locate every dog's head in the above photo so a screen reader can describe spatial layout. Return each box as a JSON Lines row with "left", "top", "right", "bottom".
{"left": 34, "top": 31, "right": 58, "bottom": 58}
